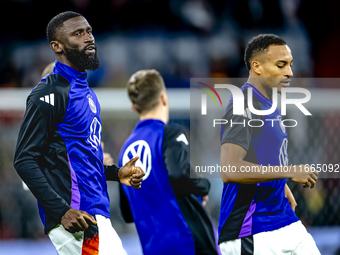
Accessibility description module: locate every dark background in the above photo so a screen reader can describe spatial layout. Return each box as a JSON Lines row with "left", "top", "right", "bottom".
{"left": 1, "top": 0, "right": 340, "bottom": 89}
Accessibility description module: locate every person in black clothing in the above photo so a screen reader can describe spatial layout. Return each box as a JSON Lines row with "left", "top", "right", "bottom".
{"left": 118, "top": 69, "right": 220, "bottom": 255}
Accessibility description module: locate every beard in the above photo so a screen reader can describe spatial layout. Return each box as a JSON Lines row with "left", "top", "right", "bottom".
{"left": 64, "top": 45, "right": 100, "bottom": 71}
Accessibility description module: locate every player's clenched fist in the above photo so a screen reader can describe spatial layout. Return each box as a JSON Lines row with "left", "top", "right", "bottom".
{"left": 118, "top": 156, "right": 145, "bottom": 189}
{"left": 61, "top": 208, "right": 97, "bottom": 233}
{"left": 291, "top": 165, "right": 319, "bottom": 189}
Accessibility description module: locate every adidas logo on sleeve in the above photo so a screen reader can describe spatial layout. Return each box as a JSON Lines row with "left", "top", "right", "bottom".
{"left": 40, "top": 93, "right": 54, "bottom": 106}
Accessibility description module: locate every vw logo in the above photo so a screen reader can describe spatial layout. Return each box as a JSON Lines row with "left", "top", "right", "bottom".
{"left": 279, "top": 138, "right": 288, "bottom": 166}
{"left": 123, "top": 140, "right": 152, "bottom": 180}
{"left": 87, "top": 117, "right": 102, "bottom": 150}
{"left": 277, "top": 116, "right": 286, "bottom": 134}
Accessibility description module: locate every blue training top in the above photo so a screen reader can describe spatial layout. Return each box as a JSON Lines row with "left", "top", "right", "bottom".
{"left": 14, "top": 61, "right": 118, "bottom": 233}
{"left": 119, "top": 119, "right": 217, "bottom": 255}
{"left": 218, "top": 83, "right": 299, "bottom": 243}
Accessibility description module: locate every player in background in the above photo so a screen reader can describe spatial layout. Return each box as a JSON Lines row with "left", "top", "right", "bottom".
{"left": 218, "top": 34, "right": 320, "bottom": 254}
{"left": 14, "top": 11, "right": 144, "bottom": 255}
{"left": 119, "top": 69, "right": 220, "bottom": 255}
{"left": 41, "top": 62, "right": 56, "bottom": 79}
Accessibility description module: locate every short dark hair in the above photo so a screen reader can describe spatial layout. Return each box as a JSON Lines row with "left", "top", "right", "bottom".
{"left": 244, "top": 34, "right": 287, "bottom": 70}
{"left": 46, "top": 11, "right": 82, "bottom": 43}
{"left": 127, "top": 69, "right": 165, "bottom": 114}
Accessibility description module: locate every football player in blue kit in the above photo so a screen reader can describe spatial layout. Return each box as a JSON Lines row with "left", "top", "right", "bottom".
{"left": 218, "top": 34, "right": 320, "bottom": 254}
{"left": 119, "top": 69, "right": 220, "bottom": 255}
{"left": 14, "top": 11, "right": 144, "bottom": 255}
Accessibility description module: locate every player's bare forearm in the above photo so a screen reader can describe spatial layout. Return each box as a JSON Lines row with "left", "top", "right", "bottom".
{"left": 220, "top": 143, "right": 318, "bottom": 187}
{"left": 220, "top": 161, "right": 292, "bottom": 184}
{"left": 221, "top": 162, "right": 318, "bottom": 187}
{"left": 220, "top": 143, "right": 290, "bottom": 183}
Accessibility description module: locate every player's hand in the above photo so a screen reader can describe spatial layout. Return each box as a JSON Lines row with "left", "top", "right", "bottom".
{"left": 284, "top": 184, "right": 297, "bottom": 211}
{"left": 61, "top": 208, "right": 97, "bottom": 233}
{"left": 119, "top": 156, "right": 145, "bottom": 189}
{"left": 291, "top": 165, "right": 318, "bottom": 189}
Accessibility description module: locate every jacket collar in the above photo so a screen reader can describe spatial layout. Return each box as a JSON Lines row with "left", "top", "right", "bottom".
{"left": 53, "top": 61, "right": 88, "bottom": 86}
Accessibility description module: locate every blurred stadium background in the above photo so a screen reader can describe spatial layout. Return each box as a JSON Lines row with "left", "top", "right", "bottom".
{"left": 0, "top": 0, "right": 340, "bottom": 254}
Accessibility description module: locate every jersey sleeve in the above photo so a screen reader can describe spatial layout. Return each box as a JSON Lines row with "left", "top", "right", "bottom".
{"left": 14, "top": 99, "right": 71, "bottom": 221}
{"left": 104, "top": 165, "right": 120, "bottom": 182}
{"left": 163, "top": 125, "right": 210, "bottom": 197}
{"left": 14, "top": 78, "right": 71, "bottom": 222}
{"left": 220, "top": 96, "right": 262, "bottom": 151}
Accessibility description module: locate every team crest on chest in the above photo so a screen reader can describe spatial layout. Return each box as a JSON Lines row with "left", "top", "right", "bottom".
{"left": 87, "top": 94, "right": 97, "bottom": 114}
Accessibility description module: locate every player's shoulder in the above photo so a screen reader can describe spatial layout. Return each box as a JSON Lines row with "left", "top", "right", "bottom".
{"left": 164, "top": 124, "right": 186, "bottom": 137}
{"left": 224, "top": 85, "right": 263, "bottom": 120}
{"left": 163, "top": 124, "right": 189, "bottom": 146}
{"left": 30, "top": 74, "right": 70, "bottom": 97}
{"left": 242, "top": 86, "right": 262, "bottom": 109}
{"left": 28, "top": 74, "right": 71, "bottom": 111}
{"left": 228, "top": 85, "right": 262, "bottom": 106}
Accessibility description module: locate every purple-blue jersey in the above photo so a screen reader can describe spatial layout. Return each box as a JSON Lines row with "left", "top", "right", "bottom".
{"left": 218, "top": 83, "right": 299, "bottom": 243}
{"left": 14, "top": 61, "right": 119, "bottom": 233}
{"left": 119, "top": 119, "right": 218, "bottom": 255}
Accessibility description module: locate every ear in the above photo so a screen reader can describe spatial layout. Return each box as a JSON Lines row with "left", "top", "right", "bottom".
{"left": 131, "top": 103, "right": 138, "bottom": 113}
{"left": 160, "top": 91, "right": 168, "bottom": 106}
{"left": 251, "top": 60, "right": 262, "bottom": 75}
{"left": 50, "top": 41, "right": 63, "bottom": 54}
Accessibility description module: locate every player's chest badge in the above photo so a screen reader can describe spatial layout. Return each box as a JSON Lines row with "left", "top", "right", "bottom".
{"left": 87, "top": 94, "right": 97, "bottom": 114}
